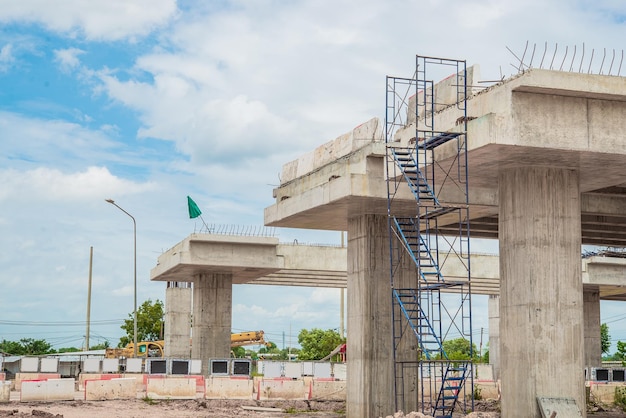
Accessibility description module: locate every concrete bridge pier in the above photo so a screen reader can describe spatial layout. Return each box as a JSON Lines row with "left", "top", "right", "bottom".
{"left": 192, "top": 273, "right": 233, "bottom": 375}
{"left": 346, "top": 214, "right": 394, "bottom": 418}
{"left": 499, "top": 167, "right": 585, "bottom": 417}
{"left": 488, "top": 295, "right": 500, "bottom": 380}
{"left": 584, "top": 289, "right": 602, "bottom": 368}
{"left": 164, "top": 282, "right": 192, "bottom": 358}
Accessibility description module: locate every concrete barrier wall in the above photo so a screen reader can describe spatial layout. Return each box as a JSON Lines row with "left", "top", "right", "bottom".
{"left": 257, "top": 379, "right": 307, "bottom": 400}
{"left": 20, "top": 378, "right": 75, "bottom": 402}
{"left": 146, "top": 377, "right": 196, "bottom": 399}
{"left": 85, "top": 378, "right": 136, "bottom": 401}
{"left": 475, "top": 380, "right": 500, "bottom": 400}
{"left": 0, "top": 382, "right": 10, "bottom": 403}
{"left": 15, "top": 373, "right": 61, "bottom": 391}
{"left": 587, "top": 382, "right": 625, "bottom": 404}
{"left": 206, "top": 376, "right": 253, "bottom": 399}
{"left": 309, "top": 380, "right": 346, "bottom": 401}
{"left": 78, "top": 373, "right": 122, "bottom": 390}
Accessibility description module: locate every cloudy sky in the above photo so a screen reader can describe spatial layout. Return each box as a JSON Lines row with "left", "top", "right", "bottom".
{"left": 1, "top": 0, "right": 626, "bottom": 353}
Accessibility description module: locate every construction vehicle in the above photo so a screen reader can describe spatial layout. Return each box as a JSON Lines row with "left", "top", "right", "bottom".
{"left": 105, "top": 331, "right": 270, "bottom": 358}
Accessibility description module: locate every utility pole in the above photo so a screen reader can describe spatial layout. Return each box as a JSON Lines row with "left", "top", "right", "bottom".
{"left": 85, "top": 246, "right": 93, "bottom": 351}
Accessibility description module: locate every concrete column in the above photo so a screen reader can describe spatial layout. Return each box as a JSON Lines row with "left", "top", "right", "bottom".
{"left": 583, "top": 289, "right": 602, "bottom": 368}
{"left": 499, "top": 167, "right": 585, "bottom": 417}
{"left": 192, "top": 273, "right": 233, "bottom": 375}
{"left": 488, "top": 294, "right": 500, "bottom": 381}
{"left": 346, "top": 214, "right": 394, "bottom": 418}
{"left": 164, "top": 282, "right": 192, "bottom": 358}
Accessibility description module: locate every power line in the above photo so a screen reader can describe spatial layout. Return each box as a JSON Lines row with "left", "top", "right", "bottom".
{"left": 0, "top": 319, "right": 124, "bottom": 326}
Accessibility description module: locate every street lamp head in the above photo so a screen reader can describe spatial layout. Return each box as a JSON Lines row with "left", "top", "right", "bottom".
{"left": 105, "top": 199, "right": 115, "bottom": 204}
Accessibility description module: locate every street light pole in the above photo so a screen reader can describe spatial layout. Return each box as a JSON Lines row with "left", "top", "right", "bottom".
{"left": 105, "top": 198, "right": 138, "bottom": 358}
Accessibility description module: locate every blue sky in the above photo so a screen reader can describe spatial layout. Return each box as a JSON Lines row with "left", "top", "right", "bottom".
{"left": 1, "top": 0, "right": 626, "bottom": 353}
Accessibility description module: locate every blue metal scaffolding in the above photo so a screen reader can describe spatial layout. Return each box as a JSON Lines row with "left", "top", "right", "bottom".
{"left": 385, "top": 55, "right": 474, "bottom": 417}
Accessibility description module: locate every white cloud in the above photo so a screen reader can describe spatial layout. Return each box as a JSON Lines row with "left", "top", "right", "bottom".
{"left": 0, "top": 0, "right": 178, "bottom": 41}
{"left": 54, "top": 47, "right": 85, "bottom": 73}
{"left": 0, "top": 43, "right": 14, "bottom": 71}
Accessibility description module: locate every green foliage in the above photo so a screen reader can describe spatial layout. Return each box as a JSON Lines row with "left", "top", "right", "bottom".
{"left": 297, "top": 328, "right": 345, "bottom": 361}
{"left": 0, "top": 338, "right": 54, "bottom": 355}
{"left": 119, "top": 299, "right": 164, "bottom": 347}
{"left": 231, "top": 346, "right": 246, "bottom": 358}
{"left": 601, "top": 323, "right": 611, "bottom": 354}
{"left": 441, "top": 337, "right": 479, "bottom": 361}
{"left": 616, "top": 341, "right": 626, "bottom": 366}
{"left": 482, "top": 349, "right": 489, "bottom": 364}
{"left": 90, "top": 341, "right": 111, "bottom": 350}
{"left": 57, "top": 347, "right": 80, "bottom": 353}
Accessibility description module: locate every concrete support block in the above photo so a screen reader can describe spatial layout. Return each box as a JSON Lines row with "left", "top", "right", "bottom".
{"left": 20, "top": 378, "right": 75, "bottom": 402}
{"left": 206, "top": 376, "right": 253, "bottom": 399}
{"left": 309, "top": 380, "right": 346, "bottom": 401}
{"left": 146, "top": 377, "right": 196, "bottom": 399}
{"left": 14, "top": 373, "right": 61, "bottom": 391}
{"left": 257, "top": 379, "right": 307, "bottom": 400}
{"left": 84, "top": 378, "right": 137, "bottom": 401}
{"left": 0, "top": 381, "right": 10, "bottom": 403}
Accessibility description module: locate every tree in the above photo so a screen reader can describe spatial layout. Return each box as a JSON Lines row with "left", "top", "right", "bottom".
{"left": 601, "top": 323, "right": 611, "bottom": 354}
{"left": 298, "top": 328, "right": 345, "bottom": 360}
{"left": 441, "top": 337, "right": 478, "bottom": 361}
{"left": 119, "top": 299, "right": 164, "bottom": 347}
{"left": 617, "top": 341, "right": 626, "bottom": 364}
{"left": 0, "top": 338, "right": 54, "bottom": 355}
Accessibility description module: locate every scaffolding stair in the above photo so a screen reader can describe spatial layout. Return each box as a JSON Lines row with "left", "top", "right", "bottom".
{"left": 433, "top": 363, "right": 470, "bottom": 418}
{"left": 393, "top": 288, "right": 443, "bottom": 359}
{"left": 393, "top": 217, "right": 446, "bottom": 284}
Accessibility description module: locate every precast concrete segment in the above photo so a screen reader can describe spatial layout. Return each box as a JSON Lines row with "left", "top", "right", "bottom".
{"left": 165, "top": 285, "right": 192, "bottom": 358}
{"left": 499, "top": 167, "right": 585, "bottom": 417}
{"left": 192, "top": 273, "right": 232, "bottom": 376}
{"left": 346, "top": 214, "right": 394, "bottom": 418}
{"left": 583, "top": 289, "right": 601, "bottom": 368}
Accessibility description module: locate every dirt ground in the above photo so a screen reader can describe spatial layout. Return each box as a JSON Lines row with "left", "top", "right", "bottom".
{"left": 1, "top": 398, "right": 625, "bottom": 417}
{"left": 1, "top": 399, "right": 344, "bottom": 418}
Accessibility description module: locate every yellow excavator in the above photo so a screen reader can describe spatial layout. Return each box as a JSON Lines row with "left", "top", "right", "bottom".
{"left": 105, "top": 331, "right": 271, "bottom": 358}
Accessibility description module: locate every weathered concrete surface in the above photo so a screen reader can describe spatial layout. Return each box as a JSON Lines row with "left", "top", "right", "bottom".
{"left": 14, "top": 373, "right": 61, "bottom": 391}
{"left": 84, "top": 377, "right": 136, "bottom": 401}
{"left": 20, "top": 378, "right": 75, "bottom": 402}
{"left": 78, "top": 373, "right": 122, "bottom": 390}
{"left": 499, "top": 167, "right": 585, "bottom": 417}
{"left": 193, "top": 273, "right": 232, "bottom": 376}
{"left": 165, "top": 283, "right": 192, "bottom": 358}
{"left": 146, "top": 377, "right": 197, "bottom": 399}
{"left": 309, "top": 380, "right": 347, "bottom": 401}
{"left": 587, "top": 382, "right": 626, "bottom": 404}
{"left": 346, "top": 214, "right": 394, "bottom": 418}
{"left": 257, "top": 379, "right": 307, "bottom": 400}
{"left": 0, "top": 382, "right": 9, "bottom": 403}
{"left": 206, "top": 376, "right": 253, "bottom": 399}
{"left": 584, "top": 290, "right": 602, "bottom": 368}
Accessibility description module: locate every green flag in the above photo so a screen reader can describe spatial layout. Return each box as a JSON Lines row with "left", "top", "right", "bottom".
{"left": 187, "top": 196, "right": 202, "bottom": 219}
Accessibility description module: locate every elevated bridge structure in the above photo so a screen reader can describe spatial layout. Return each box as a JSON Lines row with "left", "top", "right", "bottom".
{"left": 263, "top": 64, "right": 626, "bottom": 417}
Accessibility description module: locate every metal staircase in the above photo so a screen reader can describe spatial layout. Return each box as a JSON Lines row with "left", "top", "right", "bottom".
{"left": 386, "top": 55, "right": 474, "bottom": 417}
